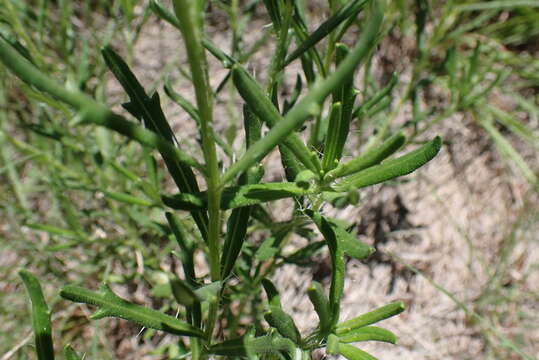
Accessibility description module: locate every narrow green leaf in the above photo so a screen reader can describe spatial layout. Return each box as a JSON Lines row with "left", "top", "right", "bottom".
{"left": 336, "top": 302, "right": 405, "bottom": 335}
{"left": 291, "top": 3, "right": 326, "bottom": 77}
{"left": 60, "top": 284, "right": 204, "bottom": 337}
{"left": 263, "top": 0, "right": 282, "bottom": 30}
{"left": 328, "top": 219, "right": 375, "bottom": 260}
{"left": 101, "top": 46, "right": 209, "bottom": 242}
{"left": 64, "top": 346, "right": 81, "bottom": 360}
{"left": 284, "top": 0, "right": 371, "bottom": 66}
{"left": 262, "top": 278, "right": 282, "bottom": 308}
{"left": 461, "top": 70, "right": 508, "bottom": 109}
{"left": 307, "top": 210, "right": 344, "bottom": 327}
{"left": 415, "top": 0, "right": 429, "bottom": 57}
{"left": 339, "top": 343, "right": 379, "bottom": 360}
{"left": 193, "top": 281, "right": 221, "bottom": 303}
{"left": 326, "top": 132, "right": 405, "bottom": 180}
{"left": 307, "top": 282, "right": 332, "bottom": 334}
{"left": 466, "top": 41, "right": 481, "bottom": 87}
{"left": 223, "top": 0, "right": 384, "bottom": 183}
{"left": 338, "top": 326, "right": 397, "bottom": 344}
{"left": 322, "top": 102, "right": 344, "bottom": 171}
{"left": 163, "top": 182, "right": 310, "bottom": 211}
{"left": 221, "top": 105, "right": 263, "bottom": 279}
{"left": 246, "top": 333, "right": 296, "bottom": 357}
{"left": 331, "top": 43, "right": 357, "bottom": 164}
{"left": 164, "top": 80, "right": 200, "bottom": 122}
{"left": 19, "top": 270, "right": 55, "bottom": 360}
{"left": 222, "top": 205, "right": 251, "bottom": 279}
{"left": 209, "top": 336, "right": 248, "bottom": 356}
{"left": 283, "top": 74, "right": 303, "bottom": 114}
{"left": 103, "top": 190, "right": 155, "bottom": 207}
{"left": 102, "top": 47, "right": 174, "bottom": 139}
{"left": 26, "top": 223, "right": 78, "bottom": 238}
{"left": 256, "top": 236, "right": 280, "bottom": 261}
{"left": 170, "top": 278, "right": 200, "bottom": 307}
{"left": 280, "top": 144, "right": 305, "bottom": 182}
{"left": 327, "top": 334, "right": 340, "bottom": 355}
{"left": 334, "top": 137, "right": 441, "bottom": 192}
{"left": 264, "top": 306, "right": 302, "bottom": 344}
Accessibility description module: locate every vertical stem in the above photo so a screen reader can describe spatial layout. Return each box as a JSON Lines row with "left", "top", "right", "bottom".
{"left": 265, "top": 0, "right": 294, "bottom": 95}
{"left": 172, "top": 0, "right": 222, "bottom": 343}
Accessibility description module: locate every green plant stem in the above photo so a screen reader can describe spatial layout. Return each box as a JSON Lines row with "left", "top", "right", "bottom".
{"left": 266, "top": 0, "right": 294, "bottom": 95}
{"left": 172, "top": 0, "right": 222, "bottom": 343}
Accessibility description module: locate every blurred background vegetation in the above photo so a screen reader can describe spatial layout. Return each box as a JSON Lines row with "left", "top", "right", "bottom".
{"left": 0, "top": 0, "right": 538, "bottom": 359}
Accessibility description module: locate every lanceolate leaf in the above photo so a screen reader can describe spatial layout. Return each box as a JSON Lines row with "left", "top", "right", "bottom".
{"left": 101, "top": 46, "right": 210, "bottom": 242}
{"left": 334, "top": 136, "right": 441, "bottom": 192}
{"left": 264, "top": 306, "right": 302, "bottom": 344}
{"left": 60, "top": 284, "right": 204, "bottom": 337}
{"left": 328, "top": 219, "right": 375, "bottom": 260}
{"left": 307, "top": 282, "right": 332, "bottom": 334}
{"left": 221, "top": 106, "right": 263, "bottom": 279}
{"left": 330, "top": 43, "right": 357, "bottom": 167}
{"left": 336, "top": 302, "right": 406, "bottom": 335}
{"left": 262, "top": 278, "right": 282, "bottom": 308}
{"left": 327, "top": 334, "right": 340, "bottom": 355}
{"left": 247, "top": 334, "right": 296, "bottom": 357}
{"left": 193, "top": 281, "right": 221, "bottom": 303}
{"left": 19, "top": 270, "right": 55, "bottom": 360}
{"left": 170, "top": 277, "right": 200, "bottom": 307}
{"left": 263, "top": 0, "right": 282, "bottom": 30}
{"left": 322, "top": 102, "right": 344, "bottom": 171}
{"left": 326, "top": 132, "right": 406, "bottom": 180}
{"left": 209, "top": 336, "right": 248, "bottom": 356}
{"left": 210, "top": 331, "right": 297, "bottom": 358}
{"left": 339, "top": 343, "right": 379, "bottom": 360}
{"left": 307, "top": 210, "right": 345, "bottom": 327}
{"left": 102, "top": 47, "right": 174, "bottom": 141}
{"left": 162, "top": 182, "right": 310, "bottom": 211}
{"left": 338, "top": 326, "right": 397, "bottom": 344}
